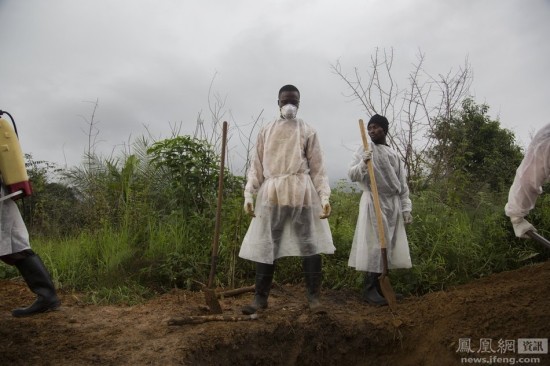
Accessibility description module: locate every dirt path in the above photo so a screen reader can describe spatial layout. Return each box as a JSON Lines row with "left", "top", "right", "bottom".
{"left": 1, "top": 261, "right": 549, "bottom": 365}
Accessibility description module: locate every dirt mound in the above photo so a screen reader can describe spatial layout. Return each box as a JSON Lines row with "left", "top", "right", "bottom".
{"left": 0, "top": 261, "right": 549, "bottom": 365}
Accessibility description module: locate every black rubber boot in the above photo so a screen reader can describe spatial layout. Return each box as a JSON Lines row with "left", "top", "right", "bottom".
{"left": 303, "top": 254, "right": 326, "bottom": 314}
{"left": 374, "top": 273, "right": 404, "bottom": 301}
{"left": 242, "top": 262, "right": 274, "bottom": 315}
{"left": 12, "top": 254, "right": 60, "bottom": 317}
{"left": 362, "top": 272, "right": 388, "bottom": 306}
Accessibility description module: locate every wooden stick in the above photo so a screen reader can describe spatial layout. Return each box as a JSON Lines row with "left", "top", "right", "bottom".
{"left": 216, "top": 285, "right": 255, "bottom": 298}
{"left": 168, "top": 314, "right": 258, "bottom": 325}
{"left": 207, "top": 121, "right": 228, "bottom": 289}
{"left": 359, "top": 120, "right": 387, "bottom": 252}
{"left": 204, "top": 121, "right": 228, "bottom": 314}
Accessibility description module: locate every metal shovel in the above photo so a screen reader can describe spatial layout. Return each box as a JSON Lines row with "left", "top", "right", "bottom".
{"left": 526, "top": 230, "right": 550, "bottom": 250}
{"left": 359, "top": 119, "right": 398, "bottom": 311}
{"left": 204, "top": 121, "right": 228, "bottom": 314}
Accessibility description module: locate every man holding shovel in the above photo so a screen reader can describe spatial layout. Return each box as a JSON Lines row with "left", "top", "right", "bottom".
{"left": 505, "top": 123, "right": 550, "bottom": 243}
{"left": 347, "top": 114, "right": 413, "bottom": 306}
{"left": 239, "top": 84, "right": 335, "bottom": 314}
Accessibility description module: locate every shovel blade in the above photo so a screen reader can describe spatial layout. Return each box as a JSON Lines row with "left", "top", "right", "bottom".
{"left": 204, "top": 288, "right": 223, "bottom": 314}
{"left": 378, "top": 274, "right": 398, "bottom": 312}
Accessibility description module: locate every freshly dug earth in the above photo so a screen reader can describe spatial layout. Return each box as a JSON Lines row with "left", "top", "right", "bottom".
{"left": 0, "top": 261, "right": 549, "bottom": 366}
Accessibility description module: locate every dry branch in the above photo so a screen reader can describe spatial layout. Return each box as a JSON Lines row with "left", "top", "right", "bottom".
{"left": 168, "top": 314, "right": 258, "bottom": 325}
{"left": 216, "top": 285, "right": 255, "bottom": 298}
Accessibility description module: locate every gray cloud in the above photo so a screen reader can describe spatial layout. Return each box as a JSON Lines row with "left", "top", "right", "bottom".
{"left": 1, "top": 0, "right": 549, "bottom": 182}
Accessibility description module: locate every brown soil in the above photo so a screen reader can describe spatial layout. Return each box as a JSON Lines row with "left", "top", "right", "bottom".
{"left": 0, "top": 261, "right": 549, "bottom": 366}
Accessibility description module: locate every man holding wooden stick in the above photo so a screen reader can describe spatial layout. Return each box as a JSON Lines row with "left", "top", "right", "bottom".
{"left": 239, "top": 84, "right": 335, "bottom": 314}
{"left": 347, "top": 114, "right": 413, "bottom": 306}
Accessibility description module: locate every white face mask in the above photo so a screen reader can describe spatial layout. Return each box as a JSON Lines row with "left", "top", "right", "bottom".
{"left": 280, "top": 104, "right": 298, "bottom": 119}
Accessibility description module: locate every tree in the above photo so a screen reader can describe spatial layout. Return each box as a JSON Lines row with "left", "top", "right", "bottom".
{"left": 147, "top": 135, "right": 243, "bottom": 216}
{"left": 332, "top": 48, "right": 473, "bottom": 192}
{"left": 428, "top": 98, "right": 523, "bottom": 203}
{"left": 23, "top": 154, "right": 85, "bottom": 237}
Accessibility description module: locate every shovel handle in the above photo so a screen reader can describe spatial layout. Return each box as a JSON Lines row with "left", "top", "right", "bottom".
{"left": 526, "top": 230, "right": 550, "bottom": 250}
{"left": 359, "top": 119, "right": 387, "bottom": 252}
{"left": 207, "top": 121, "right": 228, "bottom": 289}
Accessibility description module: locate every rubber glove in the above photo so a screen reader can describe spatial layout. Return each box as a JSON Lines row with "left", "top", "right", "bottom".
{"left": 510, "top": 216, "right": 535, "bottom": 238}
{"left": 361, "top": 150, "right": 372, "bottom": 163}
{"left": 403, "top": 211, "right": 413, "bottom": 224}
{"left": 244, "top": 192, "right": 255, "bottom": 217}
{"left": 320, "top": 196, "right": 331, "bottom": 219}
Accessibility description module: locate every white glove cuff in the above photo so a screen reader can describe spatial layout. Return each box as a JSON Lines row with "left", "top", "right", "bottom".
{"left": 510, "top": 216, "right": 535, "bottom": 238}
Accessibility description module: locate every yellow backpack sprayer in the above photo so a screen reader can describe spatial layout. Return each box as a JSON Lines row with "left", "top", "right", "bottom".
{"left": 0, "top": 110, "right": 32, "bottom": 200}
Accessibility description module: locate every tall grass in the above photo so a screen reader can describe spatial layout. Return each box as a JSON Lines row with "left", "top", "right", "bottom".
{"left": 35, "top": 227, "right": 131, "bottom": 289}
{"left": 5, "top": 179, "right": 547, "bottom": 305}
{"left": 393, "top": 189, "right": 545, "bottom": 295}
{"left": 6, "top": 139, "right": 548, "bottom": 305}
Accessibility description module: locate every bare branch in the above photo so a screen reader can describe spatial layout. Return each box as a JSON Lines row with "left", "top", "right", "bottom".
{"left": 331, "top": 49, "right": 473, "bottom": 192}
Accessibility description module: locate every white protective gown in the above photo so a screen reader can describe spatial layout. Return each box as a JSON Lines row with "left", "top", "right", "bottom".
{"left": 239, "top": 117, "right": 335, "bottom": 264}
{"left": 348, "top": 142, "right": 412, "bottom": 273}
{"left": 0, "top": 186, "right": 31, "bottom": 256}
{"left": 505, "top": 123, "right": 550, "bottom": 218}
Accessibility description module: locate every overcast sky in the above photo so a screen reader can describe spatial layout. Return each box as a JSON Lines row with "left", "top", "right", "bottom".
{"left": 1, "top": 0, "right": 549, "bottom": 182}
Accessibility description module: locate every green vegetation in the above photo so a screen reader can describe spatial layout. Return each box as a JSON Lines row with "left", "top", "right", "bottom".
{"left": 2, "top": 99, "right": 548, "bottom": 304}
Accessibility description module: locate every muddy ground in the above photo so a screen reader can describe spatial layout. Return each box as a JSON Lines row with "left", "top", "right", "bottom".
{"left": 0, "top": 261, "right": 549, "bottom": 366}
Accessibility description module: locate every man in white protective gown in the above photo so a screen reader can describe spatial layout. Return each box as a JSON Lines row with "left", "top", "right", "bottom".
{"left": 239, "top": 84, "right": 335, "bottom": 314}
{"left": 347, "top": 114, "right": 413, "bottom": 306}
{"left": 505, "top": 123, "right": 550, "bottom": 238}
